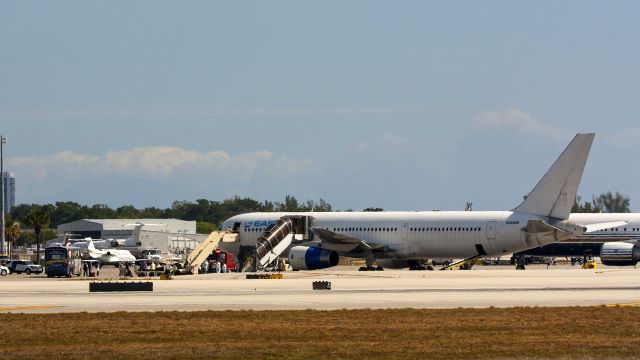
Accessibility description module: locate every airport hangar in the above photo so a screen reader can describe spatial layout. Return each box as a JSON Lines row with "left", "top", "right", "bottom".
{"left": 56, "top": 219, "right": 208, "bottom": 253}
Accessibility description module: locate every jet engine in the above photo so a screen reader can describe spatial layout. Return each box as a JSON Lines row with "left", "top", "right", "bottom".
{"left": 288, "top": 246, "right": 339, "bottom": 270}
{"left": 600, "top": 242, "right": 640, "bottom": 266}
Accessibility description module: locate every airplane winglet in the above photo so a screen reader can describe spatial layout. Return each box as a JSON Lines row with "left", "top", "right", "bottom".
{"left": 513, "top": 133, "right": 595, "bottom": 220}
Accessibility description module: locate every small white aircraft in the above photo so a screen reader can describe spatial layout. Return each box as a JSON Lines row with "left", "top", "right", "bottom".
{"left": 108, "top": 222, "right": 166, "bottom": 248}
{"left": 87, "top": 239, "right": 137, "bottom": 266}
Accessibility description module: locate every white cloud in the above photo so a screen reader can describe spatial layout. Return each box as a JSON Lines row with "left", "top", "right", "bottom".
{"left": 472, "top": 109, "right": 572, "bottom": 141}
{"left": 8, "top": 147, "right": 314, "bottom": 183}
{"left": 105, "top": 147, "right": 200, "bottom": 176}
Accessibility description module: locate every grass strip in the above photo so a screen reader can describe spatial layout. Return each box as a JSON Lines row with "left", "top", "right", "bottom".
{"left": 1, "top": 306, "right": 638, "bottom": 359}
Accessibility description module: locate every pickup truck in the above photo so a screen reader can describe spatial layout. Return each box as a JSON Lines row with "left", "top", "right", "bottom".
{"left": 6, "top": 260, "right": 43, "bottom": 275}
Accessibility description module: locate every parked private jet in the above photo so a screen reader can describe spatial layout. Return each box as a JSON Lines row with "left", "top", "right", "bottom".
{"left": 107, "top": 222, "right": 165, "bottom": 248}
{"left": 86, "top": 239, "right": 137, "bottom": 266}
{"left": 220, "top": 133, "right": 630, "bottom": 271}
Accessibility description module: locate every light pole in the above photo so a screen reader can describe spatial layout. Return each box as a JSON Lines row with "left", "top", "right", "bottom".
{"left": 0, "top": 134, "right": 6, "bottom": 255}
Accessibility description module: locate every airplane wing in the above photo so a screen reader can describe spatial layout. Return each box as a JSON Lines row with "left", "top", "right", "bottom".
{"left": 565, "top": 221, "right": 634, "bottom": 243}
{"left": 583, "top": 221, "right": 628, "bottom": 233}
{"left": 309, "top": 228, "right": 390, "bottom": 255}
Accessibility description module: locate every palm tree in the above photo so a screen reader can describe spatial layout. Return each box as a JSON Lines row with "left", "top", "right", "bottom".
{"left": 24, "top": 207, "right": 50, "bottom": 264}
{"left": 4, "top": 214, "right": 20, "bottom": 259}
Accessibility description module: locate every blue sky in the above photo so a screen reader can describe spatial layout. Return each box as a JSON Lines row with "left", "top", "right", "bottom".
{"left": 1, "top": 1, "right": 639, "bottom": 211}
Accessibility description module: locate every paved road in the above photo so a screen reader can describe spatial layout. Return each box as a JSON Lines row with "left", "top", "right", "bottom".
{"left": 1, "top": 265, "right": 640, "bottom": 313}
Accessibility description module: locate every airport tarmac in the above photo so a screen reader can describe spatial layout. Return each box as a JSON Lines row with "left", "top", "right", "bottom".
{"left": 1, "top": 265, "right": 640, "bottom": 313}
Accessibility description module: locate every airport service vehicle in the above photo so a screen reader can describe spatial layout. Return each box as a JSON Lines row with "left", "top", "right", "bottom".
{"left": 205, "top": 249, "right": 236, "bottom": 272}
{"left": 220, "top": 133, "right": 629, "bottom": 271}
{"left": 139, "top": 248, "right": 162, "bottom": 261}
{"left": 45, "top": 246, "right": 82, "bottom": 277}
{"left": 0, "top": 264, "right": 8, "bottom": 276}
{"left": 6, "top": 260, "right": 43, "bottom": 275}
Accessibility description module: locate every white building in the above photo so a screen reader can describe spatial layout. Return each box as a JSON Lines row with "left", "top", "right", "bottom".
{"left": 57, "top": 218, "right": 206, "bottom": 253}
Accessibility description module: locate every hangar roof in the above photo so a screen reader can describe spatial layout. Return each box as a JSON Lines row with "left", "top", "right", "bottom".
{"left": 57, "top": 218, "right": 196, "bottom": 233}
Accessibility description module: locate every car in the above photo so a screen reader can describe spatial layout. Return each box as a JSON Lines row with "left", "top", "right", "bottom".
{"left": 0, "top": 264, "right": 8, "bottom": 276}
{"left": 6, "top": 260, "right": 43, "bottom": 275}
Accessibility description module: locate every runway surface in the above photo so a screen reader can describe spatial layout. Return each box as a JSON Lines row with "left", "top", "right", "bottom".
{"left": 1, "top": 266, "right": 640, "bottom": 313}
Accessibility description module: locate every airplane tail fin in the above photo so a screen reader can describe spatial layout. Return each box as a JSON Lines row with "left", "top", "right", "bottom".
{"left": 512, "top": 133, "right": 595, "bottom": 220}
{"left": 131, "top": 224, "right": 143, "bottom": 243}
{"left": 87, "top": 239, "right": 96, "bottom": 252}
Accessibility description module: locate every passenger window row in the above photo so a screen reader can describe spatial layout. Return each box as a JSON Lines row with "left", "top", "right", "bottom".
{"left": 333, "top": 227, "right": 398, "bottom": 232}
{"left": 596, "top": 228, "right": 639, "bottom": 232}
{"left": 410, "top": 227, "right": 481, "bottom": 232}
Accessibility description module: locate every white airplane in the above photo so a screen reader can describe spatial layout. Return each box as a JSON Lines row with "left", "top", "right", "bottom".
{"left": 107, "top": 222, "right": 165, "bottom": 248}
{"left": 519, "top": 213, "right": 640, "bottom": 266}
{"left": 220, "top": 133, "right": 629, "bottom": 271}
{"left": 86, "top": 239, "right": 137, "bottom": 266}
{"left": 67, "top": 238, "right": 113, "bottom": 250}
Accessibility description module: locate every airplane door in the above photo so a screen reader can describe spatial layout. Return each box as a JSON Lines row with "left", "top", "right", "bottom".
{"left": 486, "top": 221, "right": 497, "bottom": 240}
{"left": 401, "top": 223, "right": 409, "bottom": 240}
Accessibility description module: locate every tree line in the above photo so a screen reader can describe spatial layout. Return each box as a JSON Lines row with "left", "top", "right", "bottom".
{"left": 9, "top": 195, "right": 333, "bottom": 228}
{"left": 571, "top": 192, "right": 631, "bottom": 213}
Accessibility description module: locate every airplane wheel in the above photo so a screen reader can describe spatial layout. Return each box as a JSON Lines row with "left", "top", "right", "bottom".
{"left": 358, "top": 267, "right": 368, "bottom": 271}
{"left": 375, "top": 266, "right": 384, "bottom": 271}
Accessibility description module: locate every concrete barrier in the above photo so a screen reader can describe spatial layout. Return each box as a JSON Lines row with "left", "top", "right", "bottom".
{"left": 89, "top": 281, "right": 153, "bottom": 292}
{"left": 312, "top": 281, "right": 331, "bottom": 290}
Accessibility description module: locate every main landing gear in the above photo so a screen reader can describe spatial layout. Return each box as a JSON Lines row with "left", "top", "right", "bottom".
{"left": 359, "top": 250, "right": 384, "bottom": 271}
{"left": 513, "top": 255, "right": 526, "bottom": 270}
{"left": 408, "top": 260, "right": 428, "bottom": 271}
{"left": 359, "top": 266, "right": 384, "bottom": 271}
